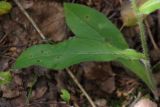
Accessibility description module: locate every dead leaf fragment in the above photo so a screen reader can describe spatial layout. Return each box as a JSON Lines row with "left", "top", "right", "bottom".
{"left": 13, "top": 74, "right": 23, "bottom": 86}
{"left": 31, "top": 1, "right": 67, "bottom": 42}
{"left": 83, "top": 62, "right": 116, "bottom": 94}
{"left": 1, "top": 85, "right": 20, "bottom": 98}
{"left": 100, "top": 77, "right": 116, "bottom": 94}
{"left": 0, "top": 59, "right": 9, "bottom": 71}
{"left": 32, "top": 86, "right": 47, "bottom": 99}
{"left": 83, "top": 62, "right": 115, "bottom": 80}
{"left": 10, "top": 95, "right": 26, "bottom": 107}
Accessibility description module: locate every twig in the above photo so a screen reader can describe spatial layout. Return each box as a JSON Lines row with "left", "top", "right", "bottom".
{"left": 66, "top": 68, "right": 96, "bottom": 107}
{"left": 120, "top": 24, "right": 125, "bottom": 31}
{"left": 145, "top": 20, "right": 159, "bottom": 50}
{"left": 0, "top": 55, "right": 16, "bottom": 60}
{"left": 13, "top": 0, "right": 47, "bottom": 41}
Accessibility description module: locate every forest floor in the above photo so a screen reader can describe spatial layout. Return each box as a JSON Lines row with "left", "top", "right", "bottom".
{"left": 0, "top": 0, "right": 160, "bottom": 107}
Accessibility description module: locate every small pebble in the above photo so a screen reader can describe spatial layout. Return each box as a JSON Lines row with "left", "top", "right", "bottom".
{"left": 134, "top": 98, "right": 157, "bottom": 107}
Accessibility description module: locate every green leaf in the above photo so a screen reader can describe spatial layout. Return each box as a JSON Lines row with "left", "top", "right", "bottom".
{"left": 64, "top": 3, "right": 128, "bottom": 49}
{"left": 13, "top": 3, "right": 156, "bottom": 96}
{"left": 0, "top": 1, "right": 12, "bottom": 15}
{"left": 139, "top": 0, "right": 160, "bottom": 14}
{"left": 0, "top": 71, "right": 12, "bottom": 85}
{"left": 60, "top": 89, "right": 71, "bottom": 103}
{"left": 64, "top": 3, "right": 157, "bottom": 94}
{"left": 13, "top": 38, "right": 144, "bottom": 70}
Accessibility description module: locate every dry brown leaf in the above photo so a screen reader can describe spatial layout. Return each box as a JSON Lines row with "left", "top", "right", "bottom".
{"left": 100, "top": 77, "right": 116, "bottom": 94}
{"left": 82, "top": 62, "right": 116, "bottom": 93}
{"left": 1, "top": 85, "right": 20, "bottom": 98}
{"left": 32, "top": 86, "right": 47, "bottom": 99}
{"left": 31, "top": 1, "right": 67, "bottom": 42}
{"left": 10, "top": 95, "right": 26, "bottom": 107}
{"left": 82, "top": 62, "right": 115, "bottom": 81}
{"left": 13, "top": 74, "right": 23, "bottom": 86}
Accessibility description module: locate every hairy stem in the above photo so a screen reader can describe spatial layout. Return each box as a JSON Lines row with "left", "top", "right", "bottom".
{"left": 131, "top": 0, "right": 158, "bottom": 99}
{"left": 131, "top": 0, "right": 149, "bottom": 59}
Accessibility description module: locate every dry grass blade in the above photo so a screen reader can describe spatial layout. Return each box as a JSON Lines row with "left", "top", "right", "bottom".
{"left": 13, "top": 0, "right": 47, "bottom": 41}
{"left": 145, "top": 20, "right": 159, "bottom": 51}
{"left": 66, "top": 68, "right": 96, "bottom": 107}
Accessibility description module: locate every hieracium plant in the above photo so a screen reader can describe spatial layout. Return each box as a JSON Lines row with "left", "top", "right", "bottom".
{"left": 13, "top": 0, "right": 160, "bottom": 99}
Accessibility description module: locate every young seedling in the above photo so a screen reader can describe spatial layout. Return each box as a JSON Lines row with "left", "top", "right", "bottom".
{"left": 0, "top": 71, "right": 12, "bottom": 85}
{"left": 60, "top": 89, "right": 71, "bottom": 103}
{"left": 0, "top": 1, "right": 12, "bottom": 15}
{"left": 13, "top": 3, "right": 157, "bottom": 99}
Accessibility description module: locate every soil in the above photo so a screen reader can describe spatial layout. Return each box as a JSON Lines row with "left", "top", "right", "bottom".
{"left": 0, "top": 0, "right": 160, "bottom": 107}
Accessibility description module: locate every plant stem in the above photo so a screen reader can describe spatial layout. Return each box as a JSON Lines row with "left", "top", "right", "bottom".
{"left": 131, "top": 0, "right": 158, "bottom": 100}
{"left": 131, "top": 0, "right": 149, "bottom": 60}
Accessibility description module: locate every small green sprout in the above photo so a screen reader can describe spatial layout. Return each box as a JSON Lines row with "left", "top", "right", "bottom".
{"left": 60, "top": 89, "right": 71, "bottom": 103}
{"left": 0, "top": 71, "right": 12, "bottom": 85}
{"left": 0, "top": 1, "right": 12, "bottom": 15}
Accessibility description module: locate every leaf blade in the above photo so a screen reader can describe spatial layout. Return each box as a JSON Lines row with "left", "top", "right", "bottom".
{"left": 13, "top": 38, "right": 143, "bottom": 70}
{"left": 13, "top": 3, "right": 157, "bottom": 97}
{"left": 139, "top": 0, "right": 160, "bottom": 14}
{"left": 64, "top": 3, "right": 128, "bottom": 49}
